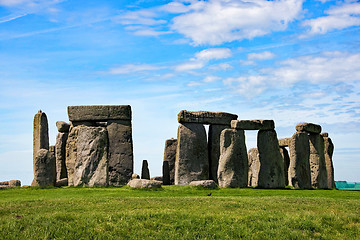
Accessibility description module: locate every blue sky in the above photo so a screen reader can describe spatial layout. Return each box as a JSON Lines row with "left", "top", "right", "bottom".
{"left": 0, "top": 0, "right": 360, "bottom": 185}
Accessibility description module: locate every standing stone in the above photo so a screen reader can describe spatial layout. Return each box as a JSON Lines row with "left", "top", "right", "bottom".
{"left": 309, "top": 133, "right": 328, "bottom": 189}
{"left": 257, "top": 130, "right": 285, "bottom": 188}
{"left": 56, "top": 132, "right": 68, "bottom": 181}
{"left": 248, "top": 148, "right": 260, "bottom": 187}
{"left": 217, "top": 129, "right": 248, "bottom": 188}
{"left": 163, "top": 161, "right": 171, "bottom": 185}
{"left": 33, "top": 110, "right": 49, "bottom": 162}
{"left": 141, "top": 160, "right": 150, "bottom": 180}
{"left": 280, "top": 147, "right": 290, "bottom": 186}
{"left": 163, "top": 138, "right": 177, "bottom": 184}
{"left": 32, "top": 149, "right": 56, "bottom": 186}
{"left": 175, "top": 123, "right": 209, "bottom": 185}
{"left": 288, "top": 132, "right": 312, "bottom": 189}
{"left": 106, "top": 120, "right": 133, "bottom": 185}
{"left": 208, "top": 124, "right": 229, "bottom": 182}
{"left": 66, "top": 126, "right": 108, "bottom": 187}
{"left": 322, "top": 133, "right": 335, "bottom": 189}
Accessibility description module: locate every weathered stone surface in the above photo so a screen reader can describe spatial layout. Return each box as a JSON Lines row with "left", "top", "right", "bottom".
{"left": 189, "top": 180, "right": 217, "bottom": 189}
{"left": 0, "top": 180, "right": 21, "bottom": 187}
{"left": 141, "top": 160, "right": 150, "bottom": 180}
{"left": 33, "top": 110, "right": 49, "bottom": 162}
{"left": 231, "top": 120, "right": 275, "bottom": 130}
{"left": 66, "top": 126, "right": 108, "bottom": 187}
{"left": 320, "top": 132, "right": 328, "bottom": 137}
{"left": 257, "top": 130, "right": 285, "bottom": 188}
{"left": 323, "top": 135, "right": 335, "bottom": 189}
{"left": 178, "top": 110, "right": 237, "bottom": 125}
{"left": 208, "top": 124, "right": 229, "bottom": 182}
{"left": 71, "top": 121, "right": 96, "bottom": 127}
{"left": 55, "top": 132, "right": 68, "bottom": 181}
{"left": 106, "top": 120, "right": 133, "bottom": 185}
{"left": 56, "top": 121, "right": 70, "bottom": 132}
{"left": 288, "top": 132, "right": 312, "bottom": 189}
{"left": 151, "top": 176, "right": 163, "bottom": 181}
{"left": 296, "top": 123, "right": 322, "bottom": 134}
{"left": 309, "top": 134, "right": 328, "bottom": 189}
{"left": 280, "top": 147, "right": 290, "bottom": 186}
{"left": 132, "top": 173, "right": 140, "bottom": 179}
{"left": 217, "top": 129, "right": 248, "bottom": 188}
{"left": 68, "top": 105, "right": 131, "bottom": 121}
{"left": 127, "top": 179, "right": 162, "bottom": 189}
{"left": 248, "top": 148, "right": 260, "bottom": 187}
{"left": 163, "top": 138, "right": 177, "bottom": 184}
{"left": 55, "top": 178, "right": 68, "bottom": 187}
{"left": 278, "top": 138, "right": 291, "bottom": 147}
{"left": 162, "top": 161, "right": 170, "bottom": 185}
{"left": 175, "top": 123, "right": 209, "bottom": 185}
{"left": 32, "top": 149, "right": 56, "bottom": 186}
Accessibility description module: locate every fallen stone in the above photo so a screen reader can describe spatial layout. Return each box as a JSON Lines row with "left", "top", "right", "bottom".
{"left": 309, "top": 133, "right": 328, "bottom": 189}
{"left": 55, "top": 178, "right": 68, "bottom": 187}
{"left": 163, "top": 138, "right": 177, "bottom": 184}
{"left": 32, "top": 149, "right": 56, "bottom": 187}
{"left": 278, "top": 138, "right": 291, "bottom": 147}
{"left": 189, "top": 180, "right": 217, "bottom": 189}
{"left": 132, "top": 173, "right": 140, "bottom": 179}
{"left": 178, "top": 110, "right": 237, "bottom": 125}
{"left": 323, "top": 135, "right": 335, "bottom": 189}
{"left": 106, "top": 120, "right": 133, "bottom": 185}
{"left": 68, "top": 105, "right": 131, "bottom": 122}
{"left": 0, "top": 180, "right": 21, "bottom": 188}
{"left": 257, "top": 130, "right": 285, "bottom": 188}
{"left": 280, "top": 147, "right": 290, "bottom": 186}
{"left": 288, "top": 132, "right": 312, "bottom": 189}
{"left": 296, "top": 123, "right": 322, "bottom": 134}
{"left": 217, "top": 129, "right": 248, "bottom": 188}
{"left": 56, "top": 121, "right": 70, "bottom": 132}
{"left": 141, "top": 160, "right": 150, "bottom": 180}
{"left": 151, "top": 176, "right": 163, "bottom": 181}
{"left": 248, "top": 148, "right": 260, "bottom": 187}
{"left": 162, "top": 161, "right": 170, "bottom": 185}
{"left": 175, "top": 123, "right": 209, "bottom": 185}
{"left": 208, "top": 124, "right": 229, "bottom": 182}
{"left": 127, "top": 179, "right": 162, "bottom": 189}
{"left": 33, "top": 110, "right": 49, "bottom": 163}
{"left": 231, "top": 120, "right": 275, "bottom": 130}
{"left": 55, "top": 132, "right": 68, "bottom": 181}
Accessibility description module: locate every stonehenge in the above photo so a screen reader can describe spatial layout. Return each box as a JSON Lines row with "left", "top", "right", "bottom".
{"left": 30, "top": 107, "right": 335, "bottom": 190}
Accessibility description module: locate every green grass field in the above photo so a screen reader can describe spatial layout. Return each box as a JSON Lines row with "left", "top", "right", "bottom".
{"left": 0, "top": 186, "right": 359, "bottom": 239}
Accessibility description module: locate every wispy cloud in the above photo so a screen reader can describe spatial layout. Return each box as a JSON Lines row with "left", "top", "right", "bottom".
{"left": 108, "top": 64, "right": 165, "bottom": 74}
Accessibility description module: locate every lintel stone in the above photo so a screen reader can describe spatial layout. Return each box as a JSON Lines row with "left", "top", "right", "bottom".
{"left": 296, "top": 123, "right": 321, "bottom": 134}
{"left": 68, "top": 105, "right": 131, "bottom": 122}
{"left": 178, "top": 110, "right": 237, "bottom": 125}
{"left": 278, "top": 137, "right": 291, "bottom": 147}
{"left": 231, "top": 120, "right": 274, "bottom": 130}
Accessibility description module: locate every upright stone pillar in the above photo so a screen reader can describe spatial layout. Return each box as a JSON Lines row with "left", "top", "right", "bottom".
{"left": 32, "top": 149, "right": 56, "bottom": 186}
{"left": 141, "top": 160, "right": 150, "bottom": 180}
{"left": 257, "top": 130, "right": 285, "bottom": 188}
{"left": 208, "top": 124, "right": 229, "bottom": 183}
{"left": 175, "top": 123, "right": 209, "bottom": 185}
{"left": 288, "top": 132, "right": 311, "bottom": 189}
{"left": 33, "top": 110, "right": 49, "bottom": 161}
{"left": 322, "top": 133, "right": 335, "bottom": 189}
{"left": 247, "top": 148, "right": 260, "bottom": 187}
{"left": 163, "top": 138, "right": 177, "bottom": 184}
{"left": 309, "top": 133, "right": 328, "bottom": 189}
{"left": 162, "top": 161, "right": 170, "bottom": 185}
{"left": 55, "top": 121, "right": 70, "bottom": 181}
{"left": 280, "top": 147, "right": 290, "bottom": 186}
{"left": 217, "top": 129, "right": 248, "bottom": 188}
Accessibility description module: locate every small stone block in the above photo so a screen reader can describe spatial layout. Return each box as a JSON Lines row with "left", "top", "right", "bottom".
{"left": 178, "top": 110, "right": 237, "bottom": 125}
{"left": 278, "top": 138, "right": 291, "bottom": 147}
{"left": 231, "top": 120, "right": 275, "bottom": 130}
{"left": 321, "top": 132, "right": 329, "bottom": 137}
{"left": 68, "top": 105, "right": 131, "bottom": 122}
{"left": 56, "top": 121, "right": 70, "bottom": 132}
{"left": 296, "top": 123, "right": 322, "bottom": 134}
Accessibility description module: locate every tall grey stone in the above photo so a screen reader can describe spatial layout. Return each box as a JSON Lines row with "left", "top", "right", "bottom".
{"left": 163, "top": 161, "right": 170, "bottom": 185}
{"left": 33, "top": 110, "right": 49, "bottom": 162}
{"left": 106, "top": 120, "right": 133, "bottom": 185}
{"left": 32, "top": 149, "right": 56, "bottom": 186}
{"left": 280, "top": 147, "right": 290, "bottom": 186}
{"left": 163, "top": 138, "right": 177, "bottom": 184}
{"left": 208, "top": 124, "right": 229, "bottom": 182}
{"left": 141, "top": 160, "right": 150, "bottom": 180}
{"left": 178, "top": 110, "right": 237, "bottom": 125}
{"left": 248, "top": 148, "right": 260, "bottom": 187}
{"left": 217, "top": 129, "right": 248, "bottom": 188}
{"left": 175, "top": 123, "right": 209, "bottom": 185}
{"left": 322, "top": 133, "right": 335, "bottom": 189}
{"left": 55, "top": 132, "right": 68, "bottom": 181}
{"left": 309, "top": 133, "right": 328, "bottom": 189}
{"left": 257, "top": 130, "right": 285, "bottom": 188}
{"left": 288, "top": 132, "right": 312, "bottom": 189}
{"left": 66, "top": 126, "right": 108, "bottom": 187}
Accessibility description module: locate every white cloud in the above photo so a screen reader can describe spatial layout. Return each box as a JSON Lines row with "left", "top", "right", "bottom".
{"left": 203, "top": 75, "right": 221, "bottom": 83}
{"left": 224, "top": 75, "right": 267, "bottom": 97}
{"left": 171, "top": 0, "right": 303, "bottom": 45}
{"left": 247, "top": 51, "right": 275, "bottom": 60}
{"left": 209, "top": 63, "right": 233, "bottom": 71}
{"left": 174, "top": 61, "right": 205, "bottom": 71}
{"left": 302, "top": 2, "right": 360, "bottom": 35}
{"left": 187, "top": 81, "right": 203, "bottom": 87}
{"left": 108, "top": 64, "right": 164, "bottom": 74}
